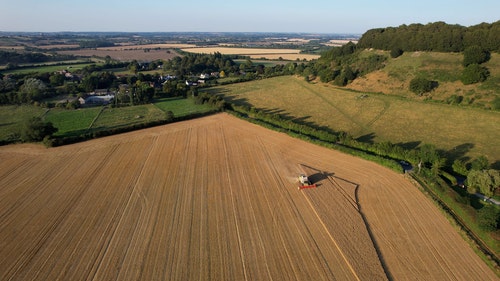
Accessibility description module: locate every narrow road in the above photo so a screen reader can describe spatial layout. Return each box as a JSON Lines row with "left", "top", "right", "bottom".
{"left": 474, "top": 193, "right": 500, "bottom": 205}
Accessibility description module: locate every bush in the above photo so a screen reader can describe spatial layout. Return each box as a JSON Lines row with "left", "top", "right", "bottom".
{"left": 477, "top": 205, "right": 500, "bottom": 231}
{"left": 452, "top": 159, "right": 468, "bottom": 176}
{"left": 446, "top": 94, "right": 463, "bottom": 105}
{"left": 409, "top": 77, "right": 437, "bottom": 96}
{"left": 463, "top": 45, "right": 490, "bottom": 67}
{"left": 390, "top": 47, "right": 403, "bottom": 58}
{"left": 20, "top": 117, "right": 58, "bottom": 142}
{"left": 461, "top": 64, "right": 489, "bottom": 85}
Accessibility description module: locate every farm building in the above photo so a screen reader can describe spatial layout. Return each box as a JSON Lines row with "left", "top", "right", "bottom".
{"left": 79, "top": 94, "right": 114, "bottom": 105}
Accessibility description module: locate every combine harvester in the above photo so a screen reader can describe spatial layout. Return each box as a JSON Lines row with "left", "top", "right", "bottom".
{"left": 298, "top": 174, "right": 316, "bottom": 190}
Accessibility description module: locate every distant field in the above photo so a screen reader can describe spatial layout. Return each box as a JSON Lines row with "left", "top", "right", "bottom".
{"left": 182, "top": 47, "right": 320, "bottom": 61}
{"left": 56, "top": 48, "right": 180, "bottom": 62}
{"left": 1, "top": 61, "right": 95, "bottom": 74}
{"left": 206, "top": 76, "right": 500, "bottom": 163}
{"left": 36, "top": 44, "right": 80, "bottom": 49}
{"left": 234, "top": 59, "right": 288, "bottom": 67}
{"left": 100, "top": 43, "right": 196, "bottom": 50}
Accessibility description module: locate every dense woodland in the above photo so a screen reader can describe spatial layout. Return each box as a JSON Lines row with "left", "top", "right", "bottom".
{"left": 358, "top": 21, "right": 500, "bottom": 52}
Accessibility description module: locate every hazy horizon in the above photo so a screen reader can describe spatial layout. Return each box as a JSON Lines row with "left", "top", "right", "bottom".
{"left": 1, "top": 0, "right": 499, "bottom": 34}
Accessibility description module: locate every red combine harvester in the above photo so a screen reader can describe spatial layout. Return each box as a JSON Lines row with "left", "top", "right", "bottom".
{"left": 298, "top": 174, "right": 316, "bottom": 190}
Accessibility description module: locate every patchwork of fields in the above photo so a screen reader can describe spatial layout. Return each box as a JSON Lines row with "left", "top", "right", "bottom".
{"left": 0, "top": 113, "right": 496, "bottom": 280}
{"left": 0, "top": 98, "right": 213, "bottom": 140}
{"left": 181, "top": 47, "right": 320, "bottom": 61}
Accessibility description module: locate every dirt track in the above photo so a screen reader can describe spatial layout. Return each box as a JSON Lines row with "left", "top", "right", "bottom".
{"left": 0, "top": 113, "right": 497, "bottom": 280}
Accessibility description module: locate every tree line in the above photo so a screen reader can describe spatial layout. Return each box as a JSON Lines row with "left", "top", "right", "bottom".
{"left": 357, "top": 21, "right": 500, "bottom": 53}
{"left": 0, "top": 50, "right": 76, "bottom": 65}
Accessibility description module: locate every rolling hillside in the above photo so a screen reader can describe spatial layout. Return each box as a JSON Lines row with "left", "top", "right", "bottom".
{"left": 346, "top": 50, "right": 500, "bottom": 109}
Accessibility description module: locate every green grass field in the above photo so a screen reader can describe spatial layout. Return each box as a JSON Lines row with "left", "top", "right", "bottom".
{"left": 91, "top": 104, "right": 166, "bottom": 130}
{"left": 0, "top": 98, "right": 214, "bottom": 142}
{"left": 44, "top": 107, "right": 102, "bottom": 137}
{"left": 0, "top": 61, "right": 95, "bottom": 75}
{"left": 153, "top": 97, "right": 213, "bottom": 117}
{"left": 207, "top": 76, "right": 500, "bottom": 164}
{"left": 0, "top": 105, "right": 47, "bottom": 140}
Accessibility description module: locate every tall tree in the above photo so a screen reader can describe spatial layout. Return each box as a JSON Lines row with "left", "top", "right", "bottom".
{"left": 20, "top": 117, "right": 58, "bottom": 142}
{"left": 467, "top": 169, "right": 500, "bottom": 197}
{"left": 19, "top": 78, "right": 47, "bottom": 102}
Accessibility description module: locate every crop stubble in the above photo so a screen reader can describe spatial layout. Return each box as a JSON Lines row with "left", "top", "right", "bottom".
{"left": 0, "top": 113, "right": 497, "bottom": 280}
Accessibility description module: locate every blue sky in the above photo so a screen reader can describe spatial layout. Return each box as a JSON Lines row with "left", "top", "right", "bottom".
{"left": 1, "top": 0, "right": 498, "bottom": 34}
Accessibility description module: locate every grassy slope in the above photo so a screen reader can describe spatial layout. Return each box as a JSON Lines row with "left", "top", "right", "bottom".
{"left": 209, "top": 76, "right": 500, "bottom": 164}
{"left": 348, "top": 50, "right": 500, "bottom": 108}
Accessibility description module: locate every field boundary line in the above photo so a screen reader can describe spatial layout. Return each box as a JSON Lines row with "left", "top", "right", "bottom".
{"left": 301, "top": 191, "right": 361, "bottom": 281}
{"left": 87, "top": 106, "right": 106, "bottom": 132}
{"left": 366, "top": 99, "right": 390, "bottom": 128}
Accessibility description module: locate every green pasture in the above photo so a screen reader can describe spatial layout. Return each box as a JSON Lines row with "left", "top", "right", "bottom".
{"left": 0, "top": 105, "right": 46, "bottom": 139}
{"left": 44, "top": 107, "right": 102, "bottom": 137}
{"left": 207, "top": 76, "right": 500, "bottom": 163}
{"left": 91, "top": 104, "right": 166, "bottom": 130}
{"left": 153, "top": 97, "right": 213, "bottom": 117}
{"left": 0, "top": 98, "right": 213, "bottom": 142}
{"left": 1, "top": 61, "right": 95, "bottom": 75}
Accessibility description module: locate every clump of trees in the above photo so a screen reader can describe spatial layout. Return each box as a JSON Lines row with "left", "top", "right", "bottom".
{"left": 0, "top": 50, "right": 75, "bottom": 65}
{"left": 79, "top": 40, "right": 115, "bottom": 49}
{"left": 462, "top": 45, "right": 491, "bottom": 66}
{"left": 461, "top": 64, "right": 490, "bottom": 85}
{"left": 460, "top": 45, "right": 491, "bottom": 85}
{"left": 163, "top": 52, "right": 237, "bottom": 77}
{"left": 312, "top": 42, "right": 386, "bottom": 86}
{"left": 20, "top": 117, "right": 58, "bottom": 143}
{"left": 192, "top": 92, "right": 226, "bottom": 111}
{"left": 467, "top": 169, "right": 500, "bottom": 197}
{"left": 409, "top": 77, "right": 437, "bottom": 95}
{"left": 390, "top": 47, "right": 404, "bottom": 58}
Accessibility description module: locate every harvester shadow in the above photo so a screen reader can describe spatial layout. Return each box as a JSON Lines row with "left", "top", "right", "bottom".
{"left": 299, "top": 163, "right": 334, "bottom": 187}
{"left": 299, "top": 163, "right": 394, "bottom": 281}
{"left": 308, "top": 172, "right": 334, "bottom": 187}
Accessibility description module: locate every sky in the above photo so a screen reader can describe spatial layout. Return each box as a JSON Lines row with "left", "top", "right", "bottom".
{"left": 1, "top": 0, "right": 498, "bottom": 34}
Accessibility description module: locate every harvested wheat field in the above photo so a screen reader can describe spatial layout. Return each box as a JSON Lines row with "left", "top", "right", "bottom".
{"left": 0, "top": 113, "right": 497, "bottom": 280}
